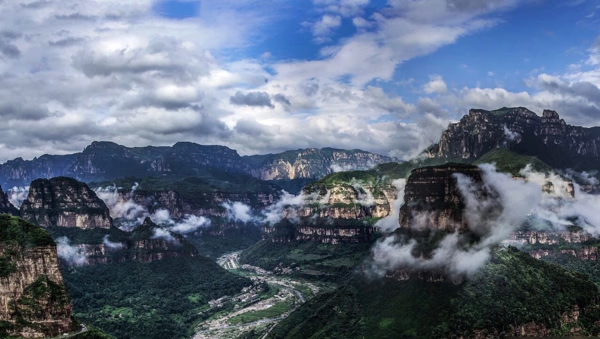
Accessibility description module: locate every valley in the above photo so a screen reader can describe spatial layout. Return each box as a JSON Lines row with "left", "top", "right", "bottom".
{"left": 195, "top": 251, "right": 331, "bottom": 339}
{"left": 1, "top": 106, "right": 600, "bottom": 338}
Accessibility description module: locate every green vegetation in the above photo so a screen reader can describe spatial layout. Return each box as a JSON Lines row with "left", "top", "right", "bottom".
{"left": 186, "top": 224, "right": 262, "bottom": 258}
{"left": 316, "top": 157, "right": 469, "bottom": 186}
{"left": 268, "top": 247, "right": 600, "bottom": 338}
{"left": 89, "top": 169, "right": 280, "bottom": 196}
{"left": 63, "top": 256, "right": 252, "bottom": 339}
{"left": 16, "top": 276, "right": 71, "bottom": 319}
{"left": 474, "top": 148, "right": 552, "bottom": 176}
{"left": 228, "top": 300, "right": 295, "bottom": 325}
{"left": 70, "top": 326, "right": 116, "bottom": 339}
{"left": 543, "top": 252, "right": 600, "bottom": 286}
{"left": 0, "top": 276, "right": 72, "bottom": 338}
{"left": 46, "top": 226, "right": 129, "bottom": 245}
{"left": 0, "top": 215, "right": 55, "bottom": 248}
{"left": 241, "top": 240, "right": 372, "bottom": 279}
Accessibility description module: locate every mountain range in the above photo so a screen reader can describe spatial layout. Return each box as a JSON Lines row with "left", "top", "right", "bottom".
{"left": 0, "top": 142, "right": 394, "bottom": 187}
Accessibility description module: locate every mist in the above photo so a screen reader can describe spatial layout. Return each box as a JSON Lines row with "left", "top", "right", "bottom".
{"left": 222, "top": 201, "right": 254, "bottom": 223}
{"left": 262, "top": 190, "right": 308, "bottom": 225}
{"left": 374, "top": 179, "right": 406, "bottom": 233}
{"left": 56, "top": 237, "right": 87, "bottom": 266}
{"left": 95, "top": 184, "right": 213, "bottom": 234}
{"left": 369, "top": 164, "right": 542, "bottom": 279}
{"left": 103, "top": 235, "right": 125, "bottom": 250}
{"left": 7, "top": 186, "right": 29, "bottom": 208}
{"left": 520, "top": 165, "right": 600, "bottom": 235}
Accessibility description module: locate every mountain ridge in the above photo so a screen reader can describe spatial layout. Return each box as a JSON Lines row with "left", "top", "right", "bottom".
{"left": 0, "top": 142, "right": 394, "bottom": 187}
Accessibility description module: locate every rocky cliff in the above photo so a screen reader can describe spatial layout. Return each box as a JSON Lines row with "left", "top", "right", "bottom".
{"left": 128, "top": 217, "right": 198, "bottom": 263}
{"left": 20, "top": 177, "right": 112, "bottom": 229}
{"left": 114, "top": 187, "right": 278, "bottom": 219}
{"left": 0, "top": 186, "right": 18, "bottom": 216}
{"left": 245, "top": 148, "right": 393, "bottom": 180}
{"left": 265, "top": 181, "right": 397, "bottom": 244}
{"left": 0, "top": 215, "right": 73, "bottom": 337}
{"left": 51, "top": 217, "right": 198, "bottom": 266}
{"left": 398, "top": 163, "right": 494, "bottom": 233}
{"left": 284, "top": 183, "right": 397, "bottom": 220}
{"left": 0, "top": 142, "right": 393, "bottom": 187}
{"left": 427, "top": 107, "right": 600, "bottom": 171}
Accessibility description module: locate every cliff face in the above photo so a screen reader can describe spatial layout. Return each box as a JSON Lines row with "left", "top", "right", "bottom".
{"left": 0, "top": 215, "right": 73, "bottom": 337}
{"left": 246, "top": 148, "right": 393, "bottom": 180}
{"left": 265, "top": 182, "right": 397, "bottom": 244}
{"left": 398, "top": 163, "right": 492, "bottom": 233}
{"left": 118, "top": 188, "right": 278, "bottom": 219}
{"left": 283, "top": 184, "right": 397, "bottom": 220}
{"left": 20, "top": 177, "right": 112, "bottom": 229}
{"left": 0, "top": 142, "right": 392, "bottom": 187}
{"left": 427, "top": 107, "right": 600, "bottom": 171}
{"left": 0, "top": 186, "right": 18, "bottom": 216}
{"left": 56, "top": 217, "right": 198, "bottom": 266}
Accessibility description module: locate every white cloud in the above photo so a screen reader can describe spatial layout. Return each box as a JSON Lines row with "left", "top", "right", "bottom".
{"left": 423, "top": 75, "right": 448, "bottom": 94}
{"left": 56, "top": 236, "right": 87, "bottom": 266}
{"left": 222, "top": 201, "right": 255, "bottom": 223}
{"left": 309, "top": 15, "right": 342, "bottom": 41}
{"left": 0, "top": 0, "right": 535, "bottom": 163}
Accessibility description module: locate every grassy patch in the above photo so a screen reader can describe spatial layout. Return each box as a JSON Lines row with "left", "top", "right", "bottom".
{"left": 228, "top": 300, "right": 295, "bottom": 325}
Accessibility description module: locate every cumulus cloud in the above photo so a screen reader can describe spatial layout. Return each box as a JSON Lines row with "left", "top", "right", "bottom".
{"left": 0, "top": 0, "right": 550, "bottom": 164}
{"left": 56, "top": 236, "right": 87, "bottom": 266}
{"left": 307, "top": 14, "right": 342, "bottom": 42}
{"left": 423, "top": 75, "right": 448, "bottom": 94}
{"left": 229, "top": 91, "right": 274, "bottom": 109}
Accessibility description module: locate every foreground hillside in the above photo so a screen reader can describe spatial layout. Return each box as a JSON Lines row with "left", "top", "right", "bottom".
{"left": 269, "top": 248, "right": 600, "bottom": 338}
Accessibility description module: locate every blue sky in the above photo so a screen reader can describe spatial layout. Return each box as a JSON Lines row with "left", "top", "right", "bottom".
{"left": 155, "top": 0, "right": 599, "bottom": 96}
{"left": 1, "top": 0, "right": 600, "bottom": 161}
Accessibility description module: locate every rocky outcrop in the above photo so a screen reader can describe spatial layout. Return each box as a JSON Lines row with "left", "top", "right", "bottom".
{"left": 398, "top": 163, "right": 496, "bottom": 233}
{"left": 0, "top": 142, "right": 393, "bottom": 187}
{"left": 265, "top": 181, "right": 397, "bottom": 244}
{"left": 115, "top": 188, "right": 279, "bottom": 219}
{"left": 0, "top": 215, "right": 73, "bottom": 337}
{"left": 506, "top": 229, "right": 592, "bottom": 246}
{"left": 264, "top": 221, "right": 376, "bottom": 244}
{"left": 20, "top": 177, "right": 112, "bottom": 229}
{"left": 57, "top": 217, "right": 198, "bottom": 266}
{"left": 129, "top": 217, "right": 198, "bottom": 263}
{"left": 0, "top": 186, "right": 18, "bottom": 216}
{"left": 246, "top": 148, "right": 393, "bottom": 180}
{"left": 427, "top": 107, "right": 600, "bottom": 171}
{"left": 283, "top": 183, "right": 397, "bottom": 220}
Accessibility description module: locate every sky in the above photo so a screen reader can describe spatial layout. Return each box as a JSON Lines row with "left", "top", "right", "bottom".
{"left": 1, "top": 0, "right": 600, "bottom": 162}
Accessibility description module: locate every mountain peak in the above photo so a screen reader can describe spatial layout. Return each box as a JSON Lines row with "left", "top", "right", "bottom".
{"left": 84, "top": 141, "right": 124, "bottom": 152}
{"left": 542, "top": 109, "right": 560, "bottom": 119}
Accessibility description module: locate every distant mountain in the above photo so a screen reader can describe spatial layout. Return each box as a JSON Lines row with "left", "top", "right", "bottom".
{"left": 244, "top": 147, "right": 394, "bottom": 180}
{"left": 0, "top": 142, "right": 393, "bottom": 187}
{"left": 427, "top": 107, "right": 600, "bottom": 171}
